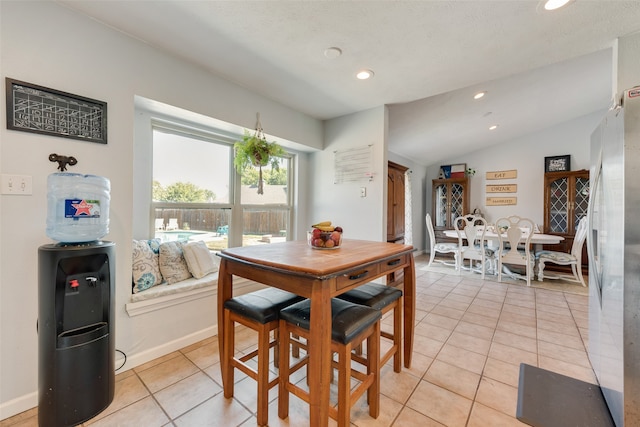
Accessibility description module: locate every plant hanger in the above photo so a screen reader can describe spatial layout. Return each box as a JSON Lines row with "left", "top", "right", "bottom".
{"left": 233, "top": 112, "right": 285, "bottom": 195}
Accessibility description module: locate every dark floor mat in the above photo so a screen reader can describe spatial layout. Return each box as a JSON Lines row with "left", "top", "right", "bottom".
{"left": 516, "top": 363, "right": 615, "bottom": 427}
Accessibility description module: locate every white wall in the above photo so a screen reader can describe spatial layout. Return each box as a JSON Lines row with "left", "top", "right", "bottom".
{"left": 423, "top": 110, "right": 605, "bottom": 251}
{"left": 0, "top": 1, "right": 322, "bottom": 418}
{"left": 311, "top": 107, "right": 388, "bottom": 241}
{"left": 617, "top": 31, "right": 640, "bottom": 93}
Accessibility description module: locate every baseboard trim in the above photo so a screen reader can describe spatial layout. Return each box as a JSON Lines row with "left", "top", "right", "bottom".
{"left": 120, "top": 326, "right": 218, "bottom": 372}
{"left": 0, "top": 391, "right": 38, "bottom": 422}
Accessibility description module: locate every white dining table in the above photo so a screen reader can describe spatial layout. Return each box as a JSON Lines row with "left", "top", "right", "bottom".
{"left": 443, "top": 229, "right": 564, "bottom": 246}
{"left": 443, "top": 229, "right": 564, "bottom": 279}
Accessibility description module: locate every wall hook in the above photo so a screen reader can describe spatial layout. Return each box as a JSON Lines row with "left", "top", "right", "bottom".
{"left": 49, "top": 153, "right": 78, "bottom": 171}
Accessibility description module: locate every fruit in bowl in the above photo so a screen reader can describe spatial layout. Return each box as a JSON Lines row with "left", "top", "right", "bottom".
{"left": 308, "top": 221, "right": 343, "bottom": 249}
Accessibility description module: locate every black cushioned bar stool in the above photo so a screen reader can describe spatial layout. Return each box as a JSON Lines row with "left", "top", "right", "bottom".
{"left": 223, "top": 288, "right": 303, "bottom": 426}
{"left": 278, "top": 298, "right": 381, "bottom": 427}
{"left": 337, "top": 282, "right": 403, "bottom": 372}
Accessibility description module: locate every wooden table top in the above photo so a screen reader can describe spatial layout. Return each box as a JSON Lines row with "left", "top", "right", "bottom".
{"left": 218, "top": 239, "right": 414, "bottom": 278}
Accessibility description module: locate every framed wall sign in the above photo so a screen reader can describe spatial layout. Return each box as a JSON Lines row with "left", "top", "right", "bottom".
{"left": 544, "top": 155, "right": 570, "bottom": 173}
{"left": 6, "top": 78, "right": 107, "bottom": 144}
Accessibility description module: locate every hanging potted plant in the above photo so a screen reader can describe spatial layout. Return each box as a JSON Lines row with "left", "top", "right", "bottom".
{"left": 233, "top": 114, "right": 286, "bottom": 195}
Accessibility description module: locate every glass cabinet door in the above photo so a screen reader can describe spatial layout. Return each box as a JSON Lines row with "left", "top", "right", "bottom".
{"left": 543, "top": 170, "right": 589, "bottom": 262}
{"left": 435, "top": 183, "right": 447, "bottom": 228}
{"left": 549, "top": 177, "right": 569, "bottom": 233}
{"left": 544, "top": 169, "right": 590, "bottom": 237}
{"left": 574, "top": 176, "right": 589, "bottom": 232}
{"left": 450, "top": 183, "right": 465, "bottom": 226}
{"left": 432, "top": 178, "right": 469, "bottom": 231}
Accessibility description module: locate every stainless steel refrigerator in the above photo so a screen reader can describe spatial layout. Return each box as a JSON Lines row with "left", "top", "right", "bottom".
{"left": 588, "top": 87, "right": 640, "bottom": 426}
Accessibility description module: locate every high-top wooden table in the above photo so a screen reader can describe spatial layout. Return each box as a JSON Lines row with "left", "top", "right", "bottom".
{"left": 217, "top": 239, "right": 415, "bottom": 427}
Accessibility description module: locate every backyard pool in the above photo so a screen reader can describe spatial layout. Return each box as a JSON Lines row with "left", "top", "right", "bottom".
{"left": 155, "top": 230, "right": 211, "bottom": 242}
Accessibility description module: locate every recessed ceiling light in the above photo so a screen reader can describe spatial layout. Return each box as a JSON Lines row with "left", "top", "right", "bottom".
{"left": 356, "top": 69, "right": 374, "bottom": 80}
{"left": 324, "top": 47, "right": 342, "bottom": 59}
{"left": 489, "top": 125, "right": 499, "bottom": 130}
{"left": 543, "top": 0, "right": 572, "bottom": 10}
{"left": 474, "top": 91, "right": 486, "bottom": 100}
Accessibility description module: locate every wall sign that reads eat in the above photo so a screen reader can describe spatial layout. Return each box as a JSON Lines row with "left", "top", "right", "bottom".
{"left": 486, "top": 170, "right": 517, "bottom": 180}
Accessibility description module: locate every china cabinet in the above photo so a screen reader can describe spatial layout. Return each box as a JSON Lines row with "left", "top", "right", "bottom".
{"left": 543, "top": 169, "right": 589, "bottom": 267}
{"left": 431, "top": 177, "right": 469, "bottom": 239}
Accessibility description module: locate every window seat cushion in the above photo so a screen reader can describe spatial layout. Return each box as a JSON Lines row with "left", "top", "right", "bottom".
{"left": 130, "top": 271, "right": 218, "bottom": 303}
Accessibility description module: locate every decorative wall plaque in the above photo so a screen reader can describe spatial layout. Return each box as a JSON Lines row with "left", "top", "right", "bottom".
{"left": 486, "top": 197, "right": 517, "bottom": 206}
{"left": 6, "top": 78, "right": 107, "bottom": 144}
{"left": 544, "top": 155, "right": 570, "bottom": 172}
{"left": 486, "top": 170, "right": 517, "bottom": 180}
{"left": 486, "top": 184, "right": 517, "bottom": 193}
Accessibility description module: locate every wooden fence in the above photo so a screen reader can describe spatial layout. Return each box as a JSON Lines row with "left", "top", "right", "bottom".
{"left": 156, "top": 208, "right": 288, "bottom": 235}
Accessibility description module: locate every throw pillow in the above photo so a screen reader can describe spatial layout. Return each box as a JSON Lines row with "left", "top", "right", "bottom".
{"left": 132, "top": 239, "right": 163, "bottom": 293}
{"left": 146, "top": 238, "right": 161, "bottom": 254}
{"left": 159, "top": 241, "right": 192, "bottom": 284}
{"left": 182, "top": 241, "right": 218, "bottom": 279}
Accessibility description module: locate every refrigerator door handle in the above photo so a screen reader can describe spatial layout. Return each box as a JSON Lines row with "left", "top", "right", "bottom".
{"left": 587, "top": 148, "right": 602, "bottom": 299}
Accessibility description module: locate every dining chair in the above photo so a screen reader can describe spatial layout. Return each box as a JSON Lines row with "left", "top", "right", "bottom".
{"left": 222, "top": 288, "right": 304, "bottom": 426}
{"left": 454, "top": 214, "right": 493, "bottom": 279}
{"left": 495, "top": 215, "right": 536, "bottom": 286}
{"left": 536, "top": 215, "right": 588, "bottom": 286}
{"left": 426, "top": 213, "right": 461, "bottom": 270}
{"left": 278, "top": 298, "right": 381, "bottom": 427}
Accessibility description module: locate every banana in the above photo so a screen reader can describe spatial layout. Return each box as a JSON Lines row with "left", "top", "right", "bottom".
{"left": 314, "top": 225, "right": 335, "bottom": 232}
{"left": 312, "top": 221, "right": 332, "bottom": 228}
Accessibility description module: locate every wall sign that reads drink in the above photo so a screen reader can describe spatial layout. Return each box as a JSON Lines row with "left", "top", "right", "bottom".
{"left": 486, "top": 184, "right": 517, "bottom": 193}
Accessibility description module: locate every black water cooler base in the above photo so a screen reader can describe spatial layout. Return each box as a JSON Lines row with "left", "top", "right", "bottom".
{"left": 38, "top": 241, "right": 115, "bottom": 427}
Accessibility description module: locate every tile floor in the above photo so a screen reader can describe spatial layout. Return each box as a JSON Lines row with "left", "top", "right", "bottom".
{"left": 2, "top": 254, "right": 593, "bottom": 427}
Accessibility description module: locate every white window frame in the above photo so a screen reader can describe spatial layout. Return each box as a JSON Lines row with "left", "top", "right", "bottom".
{"left": 151, "top": 119, "right": 294, "bottom": 248}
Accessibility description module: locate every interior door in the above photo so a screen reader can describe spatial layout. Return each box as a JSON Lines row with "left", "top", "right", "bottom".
{"left": 387, "top": 162, "right": 407, "bottom": 243}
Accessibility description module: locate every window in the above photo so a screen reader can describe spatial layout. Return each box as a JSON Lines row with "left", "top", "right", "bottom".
{"left": 240, "top": 156, "right": 292, "bottom": 246}
{"left": 151, "top": 123, "right": 293, "bottom": 251}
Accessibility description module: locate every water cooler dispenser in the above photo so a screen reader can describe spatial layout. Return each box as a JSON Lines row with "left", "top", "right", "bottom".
{"left": 38, "top": 242, "right": 115, "bottom": 426}
{"left": 38, "top": 172, "right": 114, "bottom": 427}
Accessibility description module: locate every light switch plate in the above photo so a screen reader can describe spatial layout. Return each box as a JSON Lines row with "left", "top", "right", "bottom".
{"left": 1, "top": 174, "right": 33, "bottom": 195}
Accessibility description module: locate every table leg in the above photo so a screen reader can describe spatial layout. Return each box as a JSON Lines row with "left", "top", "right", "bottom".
{"left": 217, "top": 259, "right": 232, "bottom": 392}
{"left": 403, "top": 256, "right": 416, "bottom": 368}
{"left": 307, "top": 284, "right": 332, "bottom": 427}
{"left": 532, "top": 243, "right": 542, "bottom": 280}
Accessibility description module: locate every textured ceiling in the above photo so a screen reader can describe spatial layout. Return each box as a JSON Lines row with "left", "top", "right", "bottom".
{"left": 57, "top": 0, "right": 640, "bottom": 166}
